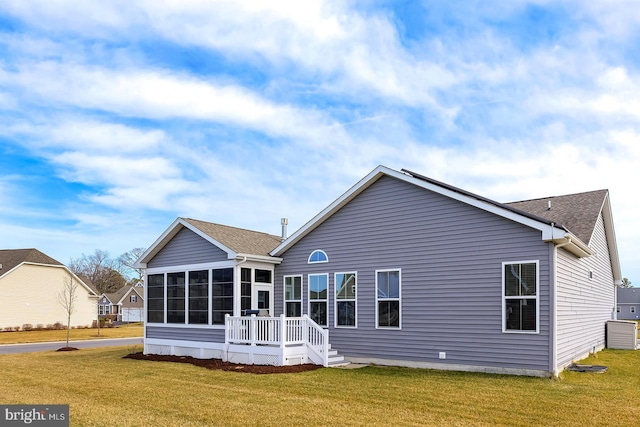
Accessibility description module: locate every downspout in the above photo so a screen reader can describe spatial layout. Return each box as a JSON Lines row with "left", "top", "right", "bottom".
{"left": 551, "top": 228, "right": 572, "bottom": 377}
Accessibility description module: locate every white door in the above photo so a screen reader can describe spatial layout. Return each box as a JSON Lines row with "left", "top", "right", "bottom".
{"left": 253, "top": 284, "right": 273, "bottom": 317}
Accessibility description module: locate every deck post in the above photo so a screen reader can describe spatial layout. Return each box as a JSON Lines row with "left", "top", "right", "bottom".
{"left": 250, "top": 314, "right": 256, "bottom": 347}
{"left": 323, "top": 328, "right": 329, "bottom": 367}
{"left": 224, "top": 314, "right": 230, "bottom": 345}
{"left": 280, "top": 314, "right": 286, "bottom": 349}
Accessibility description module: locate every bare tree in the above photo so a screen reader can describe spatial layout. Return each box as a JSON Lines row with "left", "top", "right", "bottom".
{"left": 57, "top": 275, "right": 79, "bottom": 348}
{"left": 117, "top": 247, "right": 146, "bottom": 282}
{"left": 69, "top": 249, "right": 126, "bottom": 293}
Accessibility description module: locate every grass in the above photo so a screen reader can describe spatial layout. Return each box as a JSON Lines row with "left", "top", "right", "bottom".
{"left": 0, "top": 323, "right": 143, "bottom": 344}
{"left": 0, "top": 347, "right": 638, "bottom": 426}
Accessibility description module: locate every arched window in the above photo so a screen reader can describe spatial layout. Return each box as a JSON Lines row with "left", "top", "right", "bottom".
{"left": 308, "top": 249, "right": 328, "bottom": 264}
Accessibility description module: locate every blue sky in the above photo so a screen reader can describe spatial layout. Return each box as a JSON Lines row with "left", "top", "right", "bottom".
{"left": 0, "top": 1, "right": 638, "bottom": 283}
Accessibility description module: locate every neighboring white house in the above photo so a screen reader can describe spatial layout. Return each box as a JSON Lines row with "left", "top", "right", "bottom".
{"left": 0, "top": 248, "right": 99, "bottom": 330}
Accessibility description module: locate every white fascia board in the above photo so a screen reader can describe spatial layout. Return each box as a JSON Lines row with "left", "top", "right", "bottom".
{"left": 134, "top": 218, "right": 238, "bottom": 268}
{"left": 600, "top": 193, "right": 622, "bottom": 283}
{"left": 271, "top": 165, "right": 567, "bottom": 256}
{"left": 271, "top": 165, "right": 389, "bottom": 255}
{"left": 8, "top": 262, "right": 99, "bottom": 297}
{"left": 235, "top": 253, "right": 283, "bottom": 264}
{"left": 179, "top": 219, "right": 237, "bottom": 259}
{"left": 134, "top": 217, "right": 185, "bottom": 268}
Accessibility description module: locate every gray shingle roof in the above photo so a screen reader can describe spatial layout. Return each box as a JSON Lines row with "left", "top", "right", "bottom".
{"left": 617, "top": 288, "right": 640, "bottom": 304}
{"left": 182, "top": 218, "right": 282, "bottom": 257}
{"left": 104, "top": 285, "right": 142, "bottom": 304}
{"left": 0, "top": 248, "right": 63, "bottom": 275}
{"left": 506, "top": 190, "right": 608, "bottom": 245}
{"left": 402, "top": 168, "right": 608, "bottom": 246}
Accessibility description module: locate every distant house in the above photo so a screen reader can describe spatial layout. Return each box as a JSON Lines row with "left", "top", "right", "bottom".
{"left": 98, "top": 285, "right": 144, "bottom": 322}
{"left": 0, "top": 248, "right": 98, "bottom": 329}
{"left": 617, "top": 288, "right": 640, "bottom": 320}
{"left": 135, "top": 166, "right": 621, "bottom": 377}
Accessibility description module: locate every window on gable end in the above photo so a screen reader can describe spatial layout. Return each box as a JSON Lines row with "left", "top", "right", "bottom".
{"left": 308, "top": 250, "right": 328, "bottom": 264}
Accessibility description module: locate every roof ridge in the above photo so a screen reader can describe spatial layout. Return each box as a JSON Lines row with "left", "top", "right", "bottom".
{"left": 181, "top": 217, "right": 281, "bottom": 240}
{"left": 506, "top": 189, "right": 608, "bottom": 205}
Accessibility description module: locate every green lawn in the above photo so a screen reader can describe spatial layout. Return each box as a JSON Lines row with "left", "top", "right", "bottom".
{"left": 0, "top": 323, "right": 143, "bottom": 344}
{"left": 0, "top": 346, "right": 638, "bottom": 426}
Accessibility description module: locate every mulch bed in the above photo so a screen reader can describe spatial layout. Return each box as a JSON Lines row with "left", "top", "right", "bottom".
{"left": 123, "top": 352, "right": 322, "bottom": 374}
{"left": 56, "top": 347, "right": 79, "bottom": 351}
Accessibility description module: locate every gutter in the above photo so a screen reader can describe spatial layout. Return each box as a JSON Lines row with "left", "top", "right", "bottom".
{"left": 546, "top": 232, "right": 593, "bottom": 258}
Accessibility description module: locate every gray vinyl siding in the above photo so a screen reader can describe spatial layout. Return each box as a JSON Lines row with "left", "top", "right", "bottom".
{"left": 146, "top": 326, "right": 224, "bottom": 342}
{"left": 275, "top": 175, "right": 552, "bottom": 373}
{"left": 556, "top": 213, "right": 616, "bottom": 367}
{"left": 617, "top": 304, "right": 640, "bottom": 320}
{"left": 147, "top": 227, "right": 228, "bottom": 268}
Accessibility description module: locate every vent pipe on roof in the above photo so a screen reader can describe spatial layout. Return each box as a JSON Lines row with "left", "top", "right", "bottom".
{"left": 281, "top": 218, "right": 288, "bottom": 242}
{"left": 547, "top": 200, "right": 552, "bottom": 210}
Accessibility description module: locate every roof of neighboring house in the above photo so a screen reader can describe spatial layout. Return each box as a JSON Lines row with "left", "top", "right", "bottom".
{"left": 0, "top": 248, "right": 63, "bottom": 275}
{"left": 103, "top": 285, "right": 143, "bottom": 305}
{"left": 617, "top": 288, "right": 640, "bottom": 304}
{"left": 506, "top": 190, "right": 608, "bottom": 245}
{"left": 182, "top": 218, "right": 282, "bottom": 257}
{"left": 0, "top": 248, "right": 99, "bottom": 296}
{"left": 135, "top": 218, "right": 283, "bottom": 268}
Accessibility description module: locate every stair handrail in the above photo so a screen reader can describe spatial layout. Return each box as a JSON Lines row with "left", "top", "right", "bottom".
{"left": 302, "top": 314, "right": 329, "bottom": 366}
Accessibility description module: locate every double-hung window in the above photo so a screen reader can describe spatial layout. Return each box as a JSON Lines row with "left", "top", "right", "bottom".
{"left": 309, "top": 274, "right": 328, "bottom": 326}
{"left": 376, "top": 269, "right": 401, "bottom": 328}
{"left": 503, "top": 261, "right": 538, "bottom": 333}
{"left": 284, "top": 275, "right": 302, "bottom": 317}
{"left": 335, "top": 272, "right": 356, "bottom": 327}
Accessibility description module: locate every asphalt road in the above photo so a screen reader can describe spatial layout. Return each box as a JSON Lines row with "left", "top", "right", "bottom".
{"left": 0, "top": 337, "right": 143, "bottom": 354}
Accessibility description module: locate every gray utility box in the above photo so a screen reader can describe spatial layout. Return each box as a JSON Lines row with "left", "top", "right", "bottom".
{"left": 606, "top": 320, "right": 638, "bottom": 350}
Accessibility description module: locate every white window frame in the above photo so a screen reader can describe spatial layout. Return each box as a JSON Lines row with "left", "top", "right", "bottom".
{"left": 334, "top": 272, "right": 357, "bottom": 328}
{"left": 631, "top": 306, "right": 637, "bottom": 314}
{"left": 284, "top": 275, "right": 303, "bottom": 317}
{"left": 308, "top": 250, "right": 329, "bottom": 264}
{"left": 617, "top": 306, "right": 621, "bottom": 313}
{"left": 375, "top": 269, "right": 402, "bottom": 330}
{"left": 308, "top": 273, "right": 329, "bottom": 327}
{"left": 502, "top": 260, "right": 539, "bottom": 334}
{"left": 130, "top": 295, "right": 137, "bottom": 303}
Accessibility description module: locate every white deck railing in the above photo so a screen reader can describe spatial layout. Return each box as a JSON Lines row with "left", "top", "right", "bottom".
{"left": 224, "top": 314, "right": 329, "bottom": 366}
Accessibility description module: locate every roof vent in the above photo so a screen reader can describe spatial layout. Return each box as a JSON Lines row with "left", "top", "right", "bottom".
{"left": 547, "top": 200, "right": 552, "bottom": 210}
{"left": 281, "top": 218, "right": 288, "bottom": 242}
